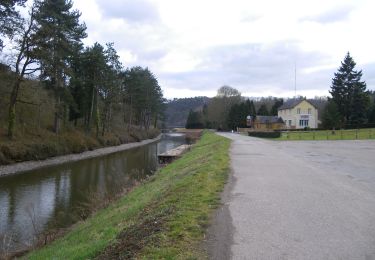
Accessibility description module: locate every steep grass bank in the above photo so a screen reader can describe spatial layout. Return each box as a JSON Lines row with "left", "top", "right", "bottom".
{"left": 27, "top": 131, "right": 230, "bottom": 259}
{"left": 0, "top": 127, "right": 159, "bottom": 165}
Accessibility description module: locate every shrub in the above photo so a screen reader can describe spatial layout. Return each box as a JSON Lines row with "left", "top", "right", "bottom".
{"left": 248, "top": 131, "right": 281, "bottom": 138}
{"left": 0, "top": 150, "right": 10, "bottom": 165}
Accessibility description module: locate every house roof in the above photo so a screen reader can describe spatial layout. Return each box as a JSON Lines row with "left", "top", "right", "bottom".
{"left": 256, "top": 116, "right": 284, "bottom": 124}
{"left": 278, "top": 98, "right": 318, "bottom": 110}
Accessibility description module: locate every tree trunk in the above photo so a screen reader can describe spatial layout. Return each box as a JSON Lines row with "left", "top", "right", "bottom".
{"left": 101, "top": 106, "right": 107, "bottom": 137}
{"left": 128, "top": 95, "right": 133, "bottom": 131}
{"left": 87, "top": 86, "right": 95, "bottom": 133}
{"left": 7, "top": 79, "right": 22, "bottom": 139}
{"left": 153, "top": 113, "right": 158, "bottom": 128}
{"left": 8, "top": 100, "right": 17, "bottom": 139}
{"left": 54, "top": 95, "right": 61, "bottom": 134}
{"left": 95, "top": 92, "right": 100, "bottom": 138}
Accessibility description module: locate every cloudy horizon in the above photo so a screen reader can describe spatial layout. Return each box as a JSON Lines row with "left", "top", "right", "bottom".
{"left": 14, "top": 0, "right": 375, "bottom": 99}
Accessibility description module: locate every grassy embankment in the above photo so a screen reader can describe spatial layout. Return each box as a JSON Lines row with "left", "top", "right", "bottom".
{"left": 27, "top": 131, "right": 231, "bottom": 259}
{"left": 277, "top": 128, "right": 375, "bottom": 140}
{"left": 0, "top": 127, "right": 160, "bottom": 165}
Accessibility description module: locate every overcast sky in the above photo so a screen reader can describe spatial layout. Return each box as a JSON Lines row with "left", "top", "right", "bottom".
{"left": 32, "top": 0, "right": 375, "bottom": 98}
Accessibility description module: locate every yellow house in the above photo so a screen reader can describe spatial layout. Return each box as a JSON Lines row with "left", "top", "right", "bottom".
{"left": 253, "top": 116, "right": 285, "bottom": 130}
{"left": 278, "top": 99, "right": 318, "bottom": 129}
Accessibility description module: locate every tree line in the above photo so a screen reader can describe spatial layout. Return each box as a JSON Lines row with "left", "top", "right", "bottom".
{"left": 185, "top": 85, "right": 285, "bottom": 130}
{"left": 0, "top": 0, "right": 164, "bottom": 139}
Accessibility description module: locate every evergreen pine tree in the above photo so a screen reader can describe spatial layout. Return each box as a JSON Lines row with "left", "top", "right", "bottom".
{"left": 257, "top": 103, "right": 269, "bottom": 116}
{"left": 185, "top": 109, "right": 203, "bottom": 129}
{"left": 368, "top": 104, "right": 375, "bottom": 124}
{"left": 350, "top": 84, "right": 370, "bottom": 126}
{"left": 249, "top": 100, "right": 256, "bottom": 117}
{"left": 34, "top": 0, "right": 87, "bottom": 133}
{"left": 330, "top": 52, "right": 369, "bottom": 126}
{"left": 0, "top": 0, "right": 26, "bottom": 49}
{"left": 322, "top": 100, "right": 342, "bottom": 129}
{"left": 271, "top": 98, "right": 283, "bottom": 116}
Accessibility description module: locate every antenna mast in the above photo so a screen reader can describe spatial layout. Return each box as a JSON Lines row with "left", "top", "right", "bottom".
{"left": 294, "top": 61, "right": 297, "bottom": 98}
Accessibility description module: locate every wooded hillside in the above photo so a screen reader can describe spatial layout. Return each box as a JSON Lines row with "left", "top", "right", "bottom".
{"left": 0, "top": 0, "right": 164, "bottom": 165}
{"left": 164, "top": 97, "right": 210, "bottom": 127}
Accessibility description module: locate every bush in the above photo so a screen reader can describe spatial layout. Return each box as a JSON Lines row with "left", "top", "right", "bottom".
{"left": 0, "top": 127, "right": 161, "bottom": 166}
{"left": 0, "top": 150, "right": 10, "bottom": 165}
{"left": 248, "top": 131, "right": 281, "bottom": 138}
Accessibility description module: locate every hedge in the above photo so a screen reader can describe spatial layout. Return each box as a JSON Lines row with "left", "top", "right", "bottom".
{"left": 248, "top": 131, "right": 281, "bottom": 138}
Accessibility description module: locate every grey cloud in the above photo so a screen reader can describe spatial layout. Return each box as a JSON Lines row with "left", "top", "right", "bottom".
{"left": 96, "top": 0, "right": 159, "bottom": 23}
{"left": 83, "top": 17, "right": 170, "bottom": 67}
{"left": 137, "top": 48, "right": 168, "bottom": 61}
{"left": 302, "top": 6, "right": 353, "bottom": 24}
{"left": 361, "top": 63, "right": 375, "bottom": 89}
{"left": 240, "top": 14, "right": 262, "bottom": 23}
{"left": 159, "top": 42, "right": 334, "bottom": 96}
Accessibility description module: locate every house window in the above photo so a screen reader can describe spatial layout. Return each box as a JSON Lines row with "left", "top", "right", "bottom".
{"left": 308, "top": 108, "right": 312, "bottom": 114}
{"left": 289, "top": 120, "right": 292, "bottom": 126}
{"left": 299, "top": 120, "right": 309, "bottom": 127}
{"left": 297, "top": 108, "right": 301, "bottom": 114}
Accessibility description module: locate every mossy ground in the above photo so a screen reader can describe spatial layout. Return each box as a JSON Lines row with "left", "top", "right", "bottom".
{"left": 27, "top": 131, "right": 231, "bottom": 259}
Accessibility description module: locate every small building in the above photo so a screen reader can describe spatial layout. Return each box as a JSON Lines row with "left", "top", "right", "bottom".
{"left": 278, "top": 99, "right": 318, "bottom": 129}
{"left": 253, "top": 116, "right": 285, "bottom": 130}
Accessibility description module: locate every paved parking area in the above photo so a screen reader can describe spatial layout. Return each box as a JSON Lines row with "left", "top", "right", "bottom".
{"left": 210, "top": 133, "right": 375, "bottom": 260}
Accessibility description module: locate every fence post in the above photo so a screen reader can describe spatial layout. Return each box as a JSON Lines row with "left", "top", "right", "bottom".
{"left": 341, "top": 129, "right": 343, "bottom": 140}
{"left": 370, "top": 129, "right": 372, "bottom": 139}
{"left": 326, "top": 130, "right": 329, "bottom": 140}
{"left": 356, "top": 129, "right": 358, "bottom": 140}
{"left": 313, "top": 130, "right": 315, "bottom": 140}
{"left": 299, "top": 131, "right": 301, "bottom": 140}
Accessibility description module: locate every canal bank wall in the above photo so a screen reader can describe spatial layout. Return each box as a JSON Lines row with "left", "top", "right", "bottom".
{"left": 0, "top": 134, "right": 162, "bottom": 177}
{"left": 26, "top": 132, "right": 231, "bottom": 259}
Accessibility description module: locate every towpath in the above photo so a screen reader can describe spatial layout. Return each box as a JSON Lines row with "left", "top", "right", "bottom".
{"left": 208, "top": 133, "right": 375, "bottom": 260}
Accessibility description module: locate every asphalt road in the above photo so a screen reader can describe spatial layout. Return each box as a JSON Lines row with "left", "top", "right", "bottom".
{"left": 208, "top": 133, "right": 375, "bottom": 260}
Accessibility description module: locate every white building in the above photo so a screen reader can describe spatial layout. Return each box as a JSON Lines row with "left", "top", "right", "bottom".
{"left": 278, "top": 99, "right": 319, "bottom": 129}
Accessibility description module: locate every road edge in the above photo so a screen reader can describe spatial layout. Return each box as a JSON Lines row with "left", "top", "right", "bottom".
{"left": 206, "top": 139, "right": 236, "bottom": 260}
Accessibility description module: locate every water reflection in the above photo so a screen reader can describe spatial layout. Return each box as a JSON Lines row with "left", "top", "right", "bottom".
{"left": 157, "top": 133, "right": 186, "bottom": 154}
{"left": 0, "top": 133, "right": 186, "bottom": 252}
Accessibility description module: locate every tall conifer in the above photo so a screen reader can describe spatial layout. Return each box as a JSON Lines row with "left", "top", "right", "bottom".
{"left": 330, "top": 52, "right": 369, "bottom": 126}
{"left": 34, "top": 0, "right": 86, "bottom": 133}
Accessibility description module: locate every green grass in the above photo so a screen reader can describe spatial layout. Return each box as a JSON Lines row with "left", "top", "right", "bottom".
{"left": 277, "top": 128, "right": 375, "bottom": 140}
{"left": 27, "top": 131, "right": 231, "bottom": 259}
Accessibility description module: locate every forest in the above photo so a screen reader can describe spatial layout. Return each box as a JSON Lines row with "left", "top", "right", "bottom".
{"left": 0, "top": 0, "right": 164, "bottom": 164}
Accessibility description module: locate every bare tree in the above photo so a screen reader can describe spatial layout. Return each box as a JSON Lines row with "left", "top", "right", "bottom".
{"left": 7, "top": 5, "right": 39, "bottom": 138}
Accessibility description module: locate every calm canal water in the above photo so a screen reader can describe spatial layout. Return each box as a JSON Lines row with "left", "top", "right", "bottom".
{"left": 0, "top": 133, "right": 186, "bottom": 252}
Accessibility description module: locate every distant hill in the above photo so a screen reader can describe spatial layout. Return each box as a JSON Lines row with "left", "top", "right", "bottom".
{"left": 164, "top": 97, "right": 210, "bottom": 128}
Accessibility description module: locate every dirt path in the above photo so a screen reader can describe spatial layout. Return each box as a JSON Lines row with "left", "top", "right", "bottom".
{"left": 0, "top": 135, "right": 161, "bottom": 177}
{"left": 208, "top": 133, "right": 375, "bottom": 259}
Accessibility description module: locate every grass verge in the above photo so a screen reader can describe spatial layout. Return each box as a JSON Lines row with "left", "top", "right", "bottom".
{"left": 277, "top": 128, "right": 375, "bottom": 140}
{"left": 27, "top": 131, "right": 231, "bottom": 259}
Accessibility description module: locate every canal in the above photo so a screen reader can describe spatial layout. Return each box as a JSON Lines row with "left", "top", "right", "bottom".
{"left": 0, "top": 133, "right": 186, "bottom": 253}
